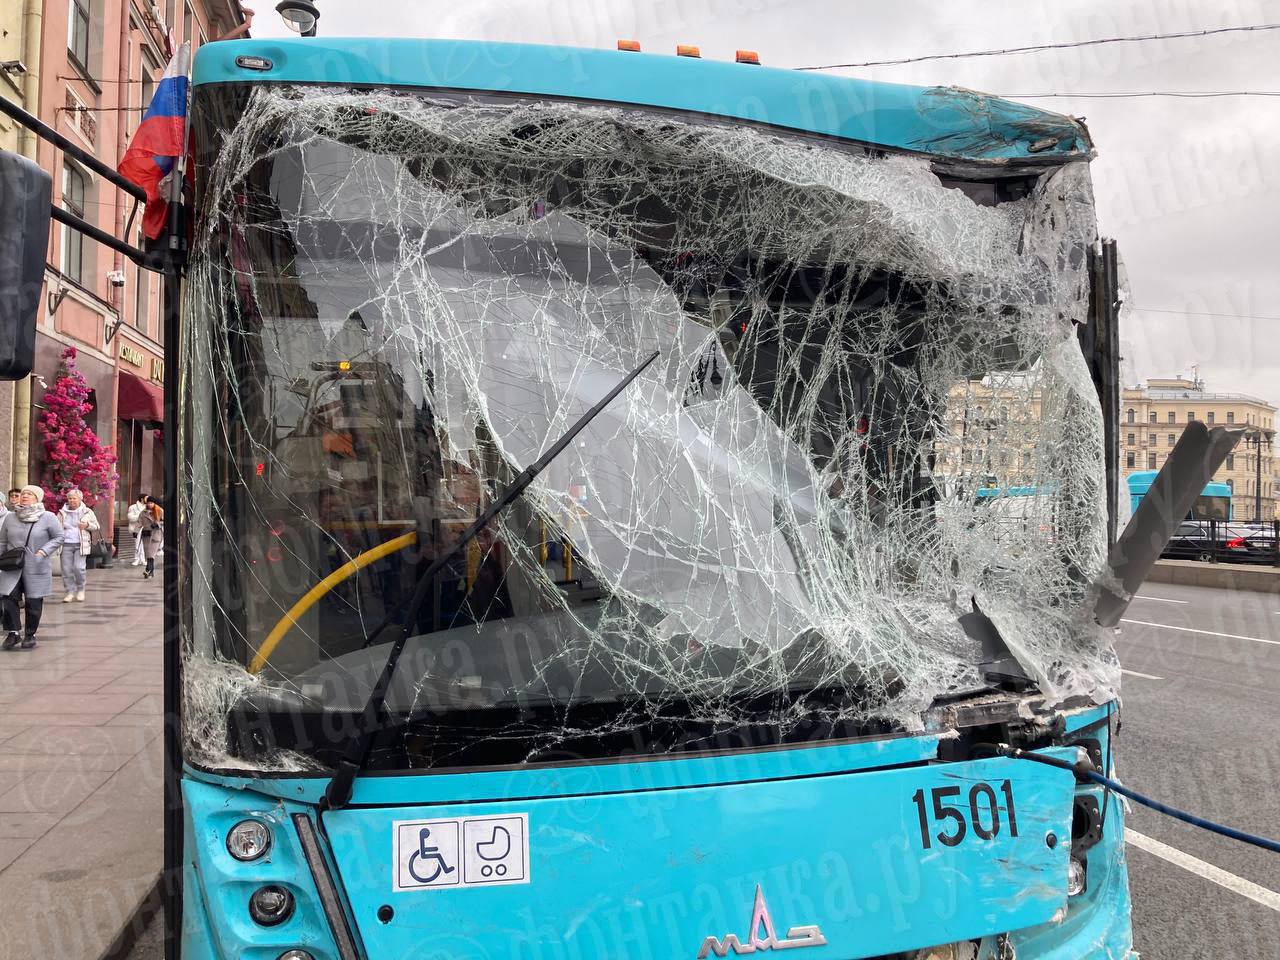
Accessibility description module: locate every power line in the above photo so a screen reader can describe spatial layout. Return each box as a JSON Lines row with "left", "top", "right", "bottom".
{"left": 1005, "top": 91, "right": 1280, "bottom": 99}
{"left": 796, "top": 22, "right": 1280, "bottom": 71}
{"left": 1129, "top": 306, "right": 1280, "bottom": 323}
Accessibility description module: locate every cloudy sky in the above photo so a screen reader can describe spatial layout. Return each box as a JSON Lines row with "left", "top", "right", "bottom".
{"left": 251, "top": 0, "right": 1280, "bottom": 402}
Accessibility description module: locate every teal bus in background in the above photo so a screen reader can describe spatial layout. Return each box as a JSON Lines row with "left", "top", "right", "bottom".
{"left": 1126, "top": 470, "right": 1232, "bottom": 520}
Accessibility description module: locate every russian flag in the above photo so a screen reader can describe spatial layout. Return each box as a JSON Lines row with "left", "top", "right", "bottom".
{"left": 119, "top": 43, "right": 190, "bottom": 240}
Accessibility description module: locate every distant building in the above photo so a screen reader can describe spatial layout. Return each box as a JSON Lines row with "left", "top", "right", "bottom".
{"left": 0, "top": 0, "right": 245, "bottom": 537}
{"left": 936, "top": 376, "right": 1047, "bottom": 494}
{"left": 0, "top": 0, "right": 41, "bottom": 496}
{"left": 1122, "top": 377, "right": 1278, "bottom": 521}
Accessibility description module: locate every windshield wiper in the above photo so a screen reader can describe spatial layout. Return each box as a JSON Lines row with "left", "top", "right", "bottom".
{"left": 320, "top": 350, "right": 659, "bottom": 811}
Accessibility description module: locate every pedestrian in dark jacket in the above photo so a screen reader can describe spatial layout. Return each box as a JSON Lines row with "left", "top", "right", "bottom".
{"left": 141, "top": 498, "right": 164, "bottom": 580}
{"left": 0, "top": 485, "right": 65, "bottom": 649}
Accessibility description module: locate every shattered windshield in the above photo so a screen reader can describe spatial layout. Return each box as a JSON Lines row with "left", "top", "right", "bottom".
{"left": 183, "top": 85, "right": 1118, "bottom": 773}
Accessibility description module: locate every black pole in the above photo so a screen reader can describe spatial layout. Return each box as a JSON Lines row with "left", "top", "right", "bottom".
{"left": 50, "top": 205, "right": 148, "bottom": 265}
{"left": 1255, "top": 433, "right": 1262, "bottom": 523}
{"left": 161, "top": 257, "right": 181, "bottom": 960}
{"left": 160, "top": 153, "right": 187, "bottom": 960}
{"left": 0, "top": 94, "right": 147, "bottom": 202}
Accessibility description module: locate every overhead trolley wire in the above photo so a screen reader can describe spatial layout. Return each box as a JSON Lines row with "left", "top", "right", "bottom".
{"left": 1129, "top": 306, "right": 1280, "bottom": 323}
{"left": 796, "top": 22, "right": 1280, "bottom": 71}
{"left": 1006, "top": 91, "right": 1280, "bottom": 99}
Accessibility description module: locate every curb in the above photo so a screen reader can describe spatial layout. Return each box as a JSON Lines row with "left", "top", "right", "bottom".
{"left": 1147, "top": 559, "right": 1280, "bottom": 594}
{"left": 100, "top": 874, "right": 164, "bottom": 960}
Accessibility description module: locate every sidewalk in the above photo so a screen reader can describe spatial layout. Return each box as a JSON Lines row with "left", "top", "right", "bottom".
{"left": 0, "top": 560, "right": 164, "bottom": 959}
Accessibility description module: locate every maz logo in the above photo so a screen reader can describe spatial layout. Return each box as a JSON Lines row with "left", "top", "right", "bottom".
{"left": 697, "top": 885, "right": 828, "bottom": 957}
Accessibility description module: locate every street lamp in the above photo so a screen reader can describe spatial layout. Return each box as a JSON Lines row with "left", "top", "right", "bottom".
{"left": 1243, "top": 428, "right": 1274, "bottom": 522}
{"left": 276, "top": 0, "right": 319, "bottom": 36}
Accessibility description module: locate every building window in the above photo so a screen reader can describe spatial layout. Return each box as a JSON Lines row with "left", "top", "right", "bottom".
{"left": 1168, "top": 434, "right": 1175, "bottom": 446}
{"left": 133, "top": 228, "right": 149, "bottom": 336}
{"left": 1188, "top": 412, "right": 1195, "bottom": 422}
{"left": 1227, "top": 412, "right": 1235, "bottom": 424}
{"left": 1167, "top": 411, "right": 1175, "bottom": 423}
{"left": 1126, "top": 409, "right": 1135, "bottom": 424}
{"left": 61, "top": 162, "right": 86, "bottom": 284}
{"left": 1148, "top": 412, "right": 1157, "bottom": 423}
{"left": 139, "top": 69, "right": 156, "bottom": 125}
{"left": 1126, "top": 432, "right": 1135, "bottom": 446}
{"left": 68, "top": 0, "right": 91, "bottom": 71}
{"left": 1227, "top": 455, "right": 1235, "bottom": 470}
{"left": 64, "top": 88, "right": 96, "bottom": 145}
{"left": 1207, "top": 411, "right": 1214, "bottom": 424}
{"left": 1126, "top": 452, "right": 1135, "bottom": 469}
{"left": 1147, "top": 453, "right": 1156, "bottom": 469}
{"left": 1149, "top": 433, "right": 1156, "bottom": 445}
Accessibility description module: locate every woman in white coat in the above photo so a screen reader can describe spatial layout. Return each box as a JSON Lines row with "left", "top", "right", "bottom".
{"left": 0, "top": 485, "right": 64, "bottom": 649}
{"left": 58, "top": 488, "right": 100, "bottom": 602}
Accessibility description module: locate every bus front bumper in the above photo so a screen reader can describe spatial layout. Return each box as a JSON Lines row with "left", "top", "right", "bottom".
{"left": 178, "top": 752, "right": 1134, "bottom": 958}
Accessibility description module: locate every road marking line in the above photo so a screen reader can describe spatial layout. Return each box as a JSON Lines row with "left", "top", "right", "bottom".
{"left": 1125, "top": 829, "right": 1280, "bottom": 913}
{"left": 1120, "top": 619, "right": 1280, "bottom": 646}
{"left": 1120, "top": 669, "right": 1163, "bottom": 680}
{"left": 1133, "top": 595, "right": 1189, "bottom": 604}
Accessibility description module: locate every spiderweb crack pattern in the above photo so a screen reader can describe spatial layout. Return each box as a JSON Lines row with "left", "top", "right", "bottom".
{"left": 181, "top": 87, "right": 1119, "bottom": 772}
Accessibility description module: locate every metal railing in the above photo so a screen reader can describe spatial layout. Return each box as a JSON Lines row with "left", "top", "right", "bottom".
{"left": 1171, "top": 518, "right": 1280, "bottom": 566}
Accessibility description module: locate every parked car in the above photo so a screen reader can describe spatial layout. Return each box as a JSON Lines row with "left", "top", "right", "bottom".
{"left": 1162, "top": 521, "right": 1279, "bottom": 565}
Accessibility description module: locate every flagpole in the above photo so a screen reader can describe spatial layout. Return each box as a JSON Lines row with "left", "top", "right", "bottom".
{"left": 160, "top": 39, "right": 190, "bottom": 960}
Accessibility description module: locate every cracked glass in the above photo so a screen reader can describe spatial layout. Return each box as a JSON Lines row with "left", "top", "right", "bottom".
{"left": 182, "top": 85, "right": 1119, "bottom": 773}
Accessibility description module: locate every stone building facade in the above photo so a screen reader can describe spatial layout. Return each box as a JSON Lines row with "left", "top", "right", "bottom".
{"left": 1122, "top": 377, "right": 1278, "bottom": 521}
{"left": 1, "top": 0, "right": 245, "bottom": 539}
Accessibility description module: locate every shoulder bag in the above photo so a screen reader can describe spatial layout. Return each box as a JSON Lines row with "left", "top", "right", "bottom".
{"left": 0, "top": 523, "right": 36, "bottom": 572}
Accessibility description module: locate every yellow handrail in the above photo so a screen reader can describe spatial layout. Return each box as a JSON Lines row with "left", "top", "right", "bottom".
{"left": 248, "top": 531, "right": 418, "bottom": 675}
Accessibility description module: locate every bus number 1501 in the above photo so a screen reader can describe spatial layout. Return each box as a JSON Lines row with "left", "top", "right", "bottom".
{"left": 911, "top": 781, "right": 1018, "bottom": 849}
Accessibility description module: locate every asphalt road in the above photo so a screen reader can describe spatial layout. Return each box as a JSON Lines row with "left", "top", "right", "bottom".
{"left": 126, "top": 581, "right": 1279, "bottom": 959}
{"left": 1113, "top": 581, "right": 1280, "bottom": 959}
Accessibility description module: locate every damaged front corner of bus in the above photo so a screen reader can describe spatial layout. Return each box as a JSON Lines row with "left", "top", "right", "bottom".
{"left": 180, "top": 85, "right": 1122, "bottom": 777}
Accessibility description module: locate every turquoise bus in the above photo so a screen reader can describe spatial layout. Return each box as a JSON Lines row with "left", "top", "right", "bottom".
{"left": 2, "top": 34, "right": 1167, "bottom": 960}
{"left": 1126, "top": 470, "right": 1232, "bottom": 520}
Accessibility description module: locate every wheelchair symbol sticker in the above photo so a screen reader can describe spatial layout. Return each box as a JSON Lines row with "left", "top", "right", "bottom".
{"left": 394, "top": 819, "right": 459, "bottom": 890}
{"left": 393, "top": 814, "right": 529, "bottom": 892}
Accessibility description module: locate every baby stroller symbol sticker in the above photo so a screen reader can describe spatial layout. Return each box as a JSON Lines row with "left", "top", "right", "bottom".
{"left": 474, "top": 825, "right": 511, "bottom": 877}
{"left": 408, "top": 827, "right": 456, "bottom": 884}
{"left": 463, "top": 814, "right": 528, "bottom": 885}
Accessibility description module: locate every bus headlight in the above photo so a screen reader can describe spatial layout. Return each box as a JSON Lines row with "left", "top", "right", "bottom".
{"left": 249, "top": 885, "right": 295, "bottom": 926}
{"left": 227, "top": 819, "right": 272, "bottom": 861}
{"left": 1067, "top": 857, "right": 1087, "bottom": 897}
{"left": 278, "top": 952, "right": 315, "bottom": 960}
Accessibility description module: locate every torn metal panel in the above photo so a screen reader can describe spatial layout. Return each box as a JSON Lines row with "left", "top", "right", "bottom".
{"left": 181, "top": 86, "right": 1120, "bottom": 772}
{"left": 1095, "top": 422, "right": 1244, "bottom": 626}
{"left": 912, "top": 86, "right": 1093, "bottom": 160}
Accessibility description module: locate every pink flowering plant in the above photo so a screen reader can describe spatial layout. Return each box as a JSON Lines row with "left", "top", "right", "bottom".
{"left": 37, "top": 346, "right": 119, "bottom": 508}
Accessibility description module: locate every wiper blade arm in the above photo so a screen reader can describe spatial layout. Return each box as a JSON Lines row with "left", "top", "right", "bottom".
{"left": 320, "top": 350, "right": 659, "bottom": 811}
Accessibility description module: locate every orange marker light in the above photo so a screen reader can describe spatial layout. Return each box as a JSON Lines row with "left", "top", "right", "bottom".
{"left": 617, "top": 39, "right": 641, "bottom": 52}
{"left": 676, "top": 44, "right": 701, "bottom": 58}
{"left": 338, "top": 360, "right": 352, "bottom": 371}
{"left": 735, "top": 50, "right": 760, "bottom": 64}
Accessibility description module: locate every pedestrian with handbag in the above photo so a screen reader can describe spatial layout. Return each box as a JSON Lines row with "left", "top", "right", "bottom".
{"left": 126, "top": 493, "right": 148, "bottom": 566}
{"left": 141, "top": 496, "right": 164, "bottom": 580}
{"left": 57, "top": 488, "right": 100, "bottom": 602}
{"left": 0, "top": 485, "right": 64, "bottom": 650}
